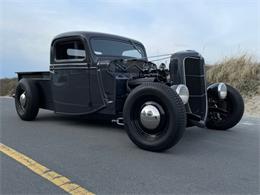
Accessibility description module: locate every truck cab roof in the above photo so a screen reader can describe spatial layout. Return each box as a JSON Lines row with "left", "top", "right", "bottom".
{"left": 53, "top": 31, "right": 143, "bottom": 45}
{"left": 51, "top": 31, "right": 147, "bottom": 64}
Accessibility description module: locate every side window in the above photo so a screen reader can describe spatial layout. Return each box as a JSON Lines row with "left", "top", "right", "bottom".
{"left": 122, "top": 49, "right": 142, "bottom": 58}
{"left": 54, "top": 39, "right": 86, "bottom": 61}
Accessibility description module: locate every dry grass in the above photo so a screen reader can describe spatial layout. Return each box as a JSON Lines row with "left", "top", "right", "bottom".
{"left": 0, "top": 78, "right": 17, "bottom": 96}
{"left": 207, "top": 54, "right": 260, "bottom": 97}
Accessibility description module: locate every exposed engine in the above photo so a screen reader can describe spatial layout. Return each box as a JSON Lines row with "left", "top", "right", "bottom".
{"left": 108, "top": 58, "right": 170, "bottom": 84}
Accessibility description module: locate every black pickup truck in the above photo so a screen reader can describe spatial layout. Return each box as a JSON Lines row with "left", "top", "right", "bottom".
{"left": 15, "top": 31, "right": 244, "bottom": 152}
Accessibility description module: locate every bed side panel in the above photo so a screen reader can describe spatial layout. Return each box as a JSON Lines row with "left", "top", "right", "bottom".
{"left": 16, "top": 71, "right": 54, "bottom": 110}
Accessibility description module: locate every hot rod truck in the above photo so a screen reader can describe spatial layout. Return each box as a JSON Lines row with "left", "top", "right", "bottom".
{"left": 15, "top": 31, "right": 244, "bottom": 151}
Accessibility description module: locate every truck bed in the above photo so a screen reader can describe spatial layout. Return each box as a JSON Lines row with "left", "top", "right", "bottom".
{"left": 16, "top": 71, "right": 54, "bottom": 110}
{"left": 16, "top": 71, "right": 50, "bottom": 81}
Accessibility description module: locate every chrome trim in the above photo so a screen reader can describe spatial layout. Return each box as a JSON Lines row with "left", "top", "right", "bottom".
{"left": 50, "top": 63, "right": 88, "bottom": 66}
{"left": 171, "top": 84, "right": 189, "bottom": 104}
{"left": 111, "top": 117, "right": 124, "bottom": 126}
{"left": 140, "top": 104, "right": 161, "bottom": 130}
{"left": 50, "top": 67, "right": 97, "bottom": 71}
{"left": 207, "top": 83, "right": 227, "bottom": 100}
{"left": 54, "top": 58, "right": 86, "bottom": 63}
{"left": 218, "top": 83, "right": 227, "bottom": 99}
{"left": 19, "top": 92, "right": 26, "bottom": 108}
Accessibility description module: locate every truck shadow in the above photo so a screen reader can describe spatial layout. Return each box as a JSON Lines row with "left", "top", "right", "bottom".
{"left": 36, "top": 111, "right": 235, "bottom": 155}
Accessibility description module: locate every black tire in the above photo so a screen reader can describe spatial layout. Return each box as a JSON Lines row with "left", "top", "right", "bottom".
{"left": 206, "top": 84, "right": 244, "bottom": 130}
{"left": 15, "top": 79, "right": 40, "bottom": 121}
{"left": 123, "top": 82, "right": 186, "bottom": 152}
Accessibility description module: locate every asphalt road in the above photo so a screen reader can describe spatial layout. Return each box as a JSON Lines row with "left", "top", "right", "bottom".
{"left": 0, "top": 97, "right": 259, "bottom": 194}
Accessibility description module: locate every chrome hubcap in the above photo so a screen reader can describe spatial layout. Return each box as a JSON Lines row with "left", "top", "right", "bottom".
{"left": 19, "top": 92, "right": 26, "bottom": 108}
{"left": 140, "top": 104, "right": 161, "bottom": 130}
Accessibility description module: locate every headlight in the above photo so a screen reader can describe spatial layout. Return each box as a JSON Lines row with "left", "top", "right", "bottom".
{"left": 218, "top": 83, "right": 227, "bottom": 99}
{"left": 171, "top": 84, "right": 189, "bottom": 104}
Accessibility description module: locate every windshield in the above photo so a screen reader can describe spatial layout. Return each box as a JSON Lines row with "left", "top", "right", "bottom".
{"left": 90, "top": 38, "right": 146, "bottom": 59}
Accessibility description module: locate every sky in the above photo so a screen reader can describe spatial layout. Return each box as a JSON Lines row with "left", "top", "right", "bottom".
{"left": 0, "top": 0, "right": 259, "bottom": 78}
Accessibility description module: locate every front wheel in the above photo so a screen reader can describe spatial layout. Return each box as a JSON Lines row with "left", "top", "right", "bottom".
{"left": 123, "top": 83, "right": 186, "bottom": 152}
{"left": 206, "top": 84, "right": 244, "bottom": 130}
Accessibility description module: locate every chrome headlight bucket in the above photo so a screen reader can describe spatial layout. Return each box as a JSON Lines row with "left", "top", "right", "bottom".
{"left": 218, "top": 83, "right": 227, "bottom": 99}
{"left": 171, "top": 84, "right": 189, "bottom": 104}
{"left": 207, "top": 82, "right": 227, "bottom": 99}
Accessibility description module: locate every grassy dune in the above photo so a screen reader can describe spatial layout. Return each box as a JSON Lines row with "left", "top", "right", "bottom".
{"left": 0, "top": 78, "right": 17, "bottom": 96}
{"left": 206, "top": 54, "right": 260, "bottom": 97}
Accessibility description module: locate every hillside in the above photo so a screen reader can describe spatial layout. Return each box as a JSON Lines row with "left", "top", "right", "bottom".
{"left": 206, "top": 55, "right": 260, "bottom": 97}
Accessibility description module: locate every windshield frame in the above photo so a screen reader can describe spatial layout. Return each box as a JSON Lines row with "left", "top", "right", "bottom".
{"left": 89, "top": 37, "right": 147, "bottom": 59}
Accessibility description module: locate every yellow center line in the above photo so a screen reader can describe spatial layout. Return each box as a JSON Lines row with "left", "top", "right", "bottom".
{"left": 0, "top": 143, "right": 95, "bottom": 195}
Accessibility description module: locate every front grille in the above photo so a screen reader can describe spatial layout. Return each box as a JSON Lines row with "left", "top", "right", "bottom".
{"left": 184, "top": 58, "right": 204, "bottom": 75}
{"left": 184, "top": 57, "right": 207, "bottom": 120}
{"left": 185, "top": 76, "right": 205, "bottom": 95}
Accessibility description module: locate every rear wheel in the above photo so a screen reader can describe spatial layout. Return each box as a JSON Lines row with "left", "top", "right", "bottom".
{"left": 15, "top": 79, "right": 39, "bottom": 121}
{"left": 123, "top": 83, "right": 186, "bottom": 152}
{"left": 206, "top": 85, "right": 244, "bottom": 130}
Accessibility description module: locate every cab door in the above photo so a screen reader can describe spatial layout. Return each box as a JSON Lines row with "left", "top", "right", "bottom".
{"left": 50, "top": 37, "right": 105, "bottom": 114}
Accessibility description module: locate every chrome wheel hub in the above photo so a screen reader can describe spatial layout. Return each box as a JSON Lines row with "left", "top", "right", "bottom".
{"left": 140, "top": 104, "right": 161, "bottom": 130}
{"left": 19, "top": 92, "right": 26, "bottom": 108}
